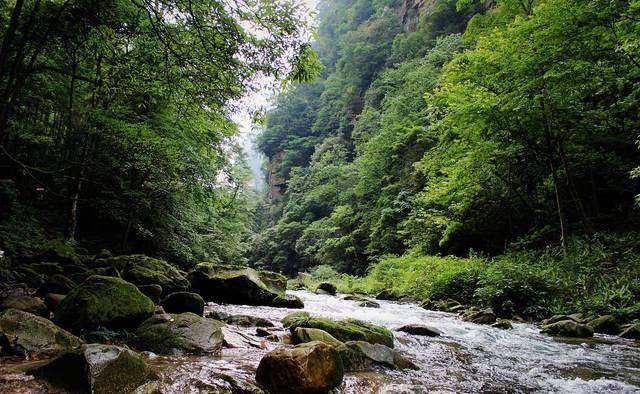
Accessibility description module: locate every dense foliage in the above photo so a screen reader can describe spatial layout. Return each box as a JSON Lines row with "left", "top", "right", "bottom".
{"left": 253, "top": 0, "right": 640, "bottom": 317}
{"left": 0, "top": 0, "right": 316, "bottom": 265}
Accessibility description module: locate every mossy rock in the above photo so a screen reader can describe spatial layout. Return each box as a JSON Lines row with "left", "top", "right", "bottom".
{"left": 316, "top": 282, "right": 337, "bottom": 296}
{"left": 587, "top": 315, "right": 620, "bottom": 335}
{"left": 0, "top": 308, "right": 83, "bottom": 358}
{"left": 336, "top": 341, "right": 418, "bottom": 371}
{"left": 160, "top": 292, "right": 204, "bottom": 316}
{"left": 105, "top": 255, "right": 189, "bottom": 294}
{"left": 282, "top": 312, "right": 394, "bottom": 348}
{"left": 292, "top": 327, "right": 344, "bottom": 347}
{"left": 29, "top": 344, "right": 157, "bottom": 394}
{"left": 492, "top": 319, "right": 514, "bottom": 330}
{"left": 188, "top": 263, "right": 284, "bottom": 306}
{"left": 36, "top": 239, "right": 81, "bottom": 266}
{"left": 13, "top": 267, "right": 45, "bottom": 288}
{"left": 541, "top": 320, "right": 593, "bottom": 338}
{"left": 0, "top": 294, "right": 47, "bottom": 317}
{"left": 129, "top": 313, "right": 224, "bottom": 355}
{"left": 54, "top": 275, "right": 155, "bottom": 332}
{"left": 256, "top": 341, "right": 344, "bottom": 394}
{"left": 271, "top": 294, "right": 304, "bottom": 309}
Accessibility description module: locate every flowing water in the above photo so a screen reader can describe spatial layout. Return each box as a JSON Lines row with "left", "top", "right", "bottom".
{"left": 2, "top": 290, "right": 640, "bottom": 393}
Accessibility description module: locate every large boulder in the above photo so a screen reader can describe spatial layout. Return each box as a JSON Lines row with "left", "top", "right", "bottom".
{"left": 336, "top": 341, "right": 418, "bottom": 371}
{"left": 160, "top": 292, "right": 204, "bottom": 316}
{"left": 188, "top": 263, "right": 286, "bottom": 306}
{"left": 587, "top": 315, "right": 621, "bottom": 335}
{"left": 129, "top": 313, "right": 224, "bottom": 355}
{"left": 316, "top": 282, "right": 337, "bottom": 296}
{"left": 255, "top": 341, "right": 344, "bottom": 394}
{"left": 396, "top": 324, "right": 442, "bottom": 337}
{"left": 541, "top": 320, "right": 594, "bottom": 338}
{"left": 292, "top": 327, "right": 344, "bottom": 347}
{"left": 282, "top": 312, "right": 394, "bottom": 348}
{"left": 29, "top": 344, "right": 157, "bottom": 394}
{"left": 54, "top": 275, "right": 155, "bottom": 332}
{"left": 0, "top": 293, "right": 47, "bottom": 316}
{"left": 105, "top": 255, "right": 190, "bottom": 294}
{"left": 0, "top": 309, "right": 82, "bottom": 358}
{"left": 619, "top": 323, "right": 640, "bottom": 340}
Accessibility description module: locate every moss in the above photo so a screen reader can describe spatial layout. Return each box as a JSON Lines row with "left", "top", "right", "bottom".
{"left": 106, "top": 255, "right": 189, "bottom": 293}
{"left": 282, "top": 312, "right": 394, "bottom": 348}
{"left": 55, "top": 275, "right": 155, "bottom": 332}
{"left": 37, "top": 239, "right": 80, "bottom": 265}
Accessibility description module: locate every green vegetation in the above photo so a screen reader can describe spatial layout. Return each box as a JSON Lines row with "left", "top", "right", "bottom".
{"left": 252, "top": 0, "right": 640, "bottom": 321}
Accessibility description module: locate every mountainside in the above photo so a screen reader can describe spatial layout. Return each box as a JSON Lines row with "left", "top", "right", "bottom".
{"left": 251, "top": 0, "right": 640, "bottom": 278}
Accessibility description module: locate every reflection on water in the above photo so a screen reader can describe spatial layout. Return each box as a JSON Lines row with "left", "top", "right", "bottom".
{"left": 1, "top": 290, "right": 639, "bottom": 393}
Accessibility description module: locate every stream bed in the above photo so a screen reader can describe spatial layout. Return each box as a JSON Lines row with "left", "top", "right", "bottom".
{"left": 2, "top": 290, "right": 640, "bottom": 393}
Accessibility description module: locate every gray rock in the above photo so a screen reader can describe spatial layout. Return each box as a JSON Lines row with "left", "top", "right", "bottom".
{"left": 316, "top": 282, "right": 337, "bottom": 296}
{"left": 463, "top": 308, "right": 497, "bottom": 325}
{"left": 336, "top": 341, "right": 418, "bottom": 371}
{"left": 0, "top": 294, "right": 47, "bottom": 317}
{"left": 0, "top": 308, "right": 82, "bottom": 358}
{"left": 256, "top": 341, "right": 344, "bottom": 394}
{"left": 541, "top": 320, "right": 593, "bottom": 338}
{"left": 129, "top": 313, "right": 224, "bottom": 355}
{"left": 29, "top": 344, "right": 157, "bottom": 394}
{"left": 396, "top": 324, "right": 442, "bottom": 337}
{"left": 587, "top": 315, "right": 620, "bottom": 335}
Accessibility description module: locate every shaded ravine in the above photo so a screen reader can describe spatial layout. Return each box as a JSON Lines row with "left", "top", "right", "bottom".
{"left": 2, "top": 291, "right": 640, "bottom": 393}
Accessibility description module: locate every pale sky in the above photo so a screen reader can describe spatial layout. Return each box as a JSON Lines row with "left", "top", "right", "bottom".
{"left": 233, "top": 0, "right": 319, "bottom": 192}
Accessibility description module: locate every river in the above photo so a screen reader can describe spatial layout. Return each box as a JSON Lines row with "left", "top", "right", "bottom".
{"left": 2, "top": 290, "right": 640, "bottom": 393}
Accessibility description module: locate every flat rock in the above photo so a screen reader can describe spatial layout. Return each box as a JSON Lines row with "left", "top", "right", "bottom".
{"left": 396, "top": 324, "right": 442, "bottom": 337}
{"left": 337, "top": 340, "right": 418, "bottom": 371}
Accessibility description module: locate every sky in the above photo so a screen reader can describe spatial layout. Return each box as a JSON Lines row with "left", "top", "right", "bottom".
{"left": 231, "top": 0, "right": 319, "bottom": 192}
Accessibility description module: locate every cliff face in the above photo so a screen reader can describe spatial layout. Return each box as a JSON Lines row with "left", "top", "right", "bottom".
{"left": 266, "top": 152, "right": 286, "bottom": 201}
{"left": 400, "top": 0, "right": 429, "bottom": 30}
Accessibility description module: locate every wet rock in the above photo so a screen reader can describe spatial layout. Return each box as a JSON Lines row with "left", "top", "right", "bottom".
{"left": 282, "top": 311, "right": 394, "bottom": 348}
{"left": 29, "top": 262, "right": 64, "bottom": 275}
{"left": 587, "top": 315, "right": 620, "bottom": 335}
{"left": 343, "top": 294, "right": 369, "bottom": 302}
{"left": 292, "top": 327, "right": 344, "bottom": 347}
{"left": 421, "top": 299, "right": 461, "bottom": 312}
{"left": 30, "top": 344, "right": 157, "bottom": 394}
{"left": 541, "top": 320, "right": 594, "bottom": 338}
{"left": 107, "top": 255, "right": 190, "bottom": 294}
{"left": 13, "top": 267, "right": 44, "bottom": 288}
{"left": 223, "top": 314, "right": 274, "bottom": 328}
{"left": 619, "top": 323, "right": 640, "bottom": 340}
{"left": 256, "top": 327, "right": 272, "bottom": 337}
{"left": 222, "top": 326, "right": 265, "bottom": 349}
{"left": 129, "top": 313, "right": 224, "bottom": 355}
{"left": 542, "top": 314, "right": 583, "bottom": 325}
{"left": 316, "top": 282, "right": 337, "bottom": 296}
{"left": 256, "top": 341, "right": 344, "bottom": 394}
{"left": 54, "top": 275, "right": 155, "bottom": 332}
{"left": 206, "top": 310, "right": 231, "bottom": 321}
{"left": 492, "top": 319, "right": 513, "bottom": 330}
{"left": 359, "top": 300, "right": 380, "bottom": 308}
{"left": 44, "top": 293, "right": 65, "bottom": 312}
{"left": 463, "top": 308, "right": 497, "bottom": 325}
{"left": 0, "top": 308, "right": 82, "bottom": 358}
{"left": 0, "top": 294, "right": 47, "bottom": 317}
{"left": 138, "top": 284, "right": 163, "bottom": 304}
{"left": 271, "top": 294, "right": 304, "bottom": 309}
{"left": 396, "top": 324, "right": 442, "bottom": 337}
{"left": 448, "top": 304, "right": 467, "bottom": 313}
{"left": 36, "top": 274, "right": 76, "bottom": 295}
{"left": 375, "top": 289, "right": 399, "bottom": 301}
{"left": 336, "top": 341, "right": 418, "bottom": 371}
{"left": 160, "top": 292, "right": 204, "bottom": 316}
{"left": 188, "top": 263, "right": 286, "bottom": 306}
